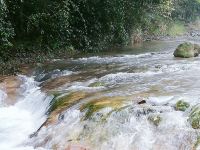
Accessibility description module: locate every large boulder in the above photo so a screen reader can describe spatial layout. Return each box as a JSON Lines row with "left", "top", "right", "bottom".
{"left": 173, "top": 42, "right": 199, "bottom": 58}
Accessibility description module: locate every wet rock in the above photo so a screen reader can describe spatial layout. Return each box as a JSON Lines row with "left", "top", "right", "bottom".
{"left": 0, "top": 76, "right": 21, "bottom": 105}
{"left": 173, "top": 42, "right": 198, "bottom": 58}
{"left": 148, "top": 115, "right": 162, "bottom": 126}
{"left": 193, "top": 136, "right": 200, "bottom": 149}
{"left": 138, "top": 100, "right": 146, "bottom": 105}
{"left": 80, "top": 96, "right": 126, "bottom": 120}
{"left": 194, "top": 44, "right": 200, "bottom": 54}
{"left": 175, "top": 100, "right": 190, "bottom": 111}
{"left": 88, "top": 82, "right": 105, "bottom": 87}
{"left": 40, "top": 75, "right": 82, "bottom": 91}
{"left": 189, "top": 104, "right": 200, "bottom": 129}
{"left": 47, "top": 91, "right": 89, "bottom": 124}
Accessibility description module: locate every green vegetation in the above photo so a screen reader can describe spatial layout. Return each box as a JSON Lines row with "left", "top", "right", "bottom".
{"left": 189, "top": 104, "right": 200, "bottom": 129}
{"left": 173, "top": 42, "right": 198, "bottom": 58}
{"left": 175, "top": 100, "right": 190, "bottom": 111}
{"left": 194, "top": 136, "right": 200, "bottom": 149}
{"left": 148, "top": 115, "right": 162, "bottom": 126}
{"left": 80, "top": 96, "right": 125, "bottom": 120}
{"left": 1, "top": 0, "right": 200, "bottom": 68}
{"left": 89, "top": 82, "right": 106, "bottom": 87}
{"left": 168, "top": 22, "right": 187, "bottom": 36}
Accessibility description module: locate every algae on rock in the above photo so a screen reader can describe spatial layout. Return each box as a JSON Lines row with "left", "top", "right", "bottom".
{"left": 173, "top": 42, "right": 198, "bottom": 58}
{"left": 189, "top": 104, "right": 200, "bottom": 129}
{"left": 80, "top": 96, "right": 126, "bottom": 120}
{"left": 175, "top": 100, "right": 190, "bottom": 111}
{"left": 148, "top": 115, "right": 162, "bottom": 126}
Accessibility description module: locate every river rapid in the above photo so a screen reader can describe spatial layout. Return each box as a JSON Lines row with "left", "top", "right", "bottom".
{"left": 1, "top": 39, "right": 200, "bottom": 150}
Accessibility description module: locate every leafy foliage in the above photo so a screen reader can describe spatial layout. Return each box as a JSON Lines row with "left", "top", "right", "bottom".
{"left": 0, "top": 0, "right": 200, "bottom": 60}
{"left": 0, "top": 1, "right": 14, "bottom": 59}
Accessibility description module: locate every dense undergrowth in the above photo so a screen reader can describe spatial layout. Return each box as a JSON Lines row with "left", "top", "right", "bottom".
{"left": 1, "top": 0, "right": 200, "bottom": 74}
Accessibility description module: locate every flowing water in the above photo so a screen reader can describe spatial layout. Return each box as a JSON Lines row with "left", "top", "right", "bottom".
{"left": 1, "top": 40, "right": 200, "bottom": 150}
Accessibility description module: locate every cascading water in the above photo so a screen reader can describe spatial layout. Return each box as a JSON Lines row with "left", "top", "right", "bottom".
{"left": 0, "top": 76, "right": 52, "bottom": 150}
{"left": 1, "top": 40, "right": 200, "bottom": 150}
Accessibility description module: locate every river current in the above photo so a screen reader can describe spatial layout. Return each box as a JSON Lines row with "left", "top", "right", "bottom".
{"left": 1, "top": 39, "right": 200, "bottom": 150}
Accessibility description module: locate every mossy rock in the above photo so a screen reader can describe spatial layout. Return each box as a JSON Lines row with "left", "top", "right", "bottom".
{"left": 194, "top": 136, "right": 200, "bottom": 149}
{"left": 48, "top": 91, "right": 88, "bottom": 113}
{"left": 45, "top": 91, "right": 89, "bottom": 125}
{"left": 80, "top": 96, "right": 126, "bottom": 120}
{"left": 173, "top": 42, "right": 198, "bottom": 58}
{"left": 89, "top": 82, "right": 105, "bottom": 87}
{"left": 148, "top": 115, "right": 162, "bottom": 126}
{"left": 175, "top": 100, "right": 190, "bottom": 111}
{"left": 194, "top": 44, "right": 200, "bottom": 54}
{"left": 189, "top": 104, "right": 200, "bottom": 129}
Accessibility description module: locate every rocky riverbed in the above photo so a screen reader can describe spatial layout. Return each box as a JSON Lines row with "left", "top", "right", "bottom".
{"left": 1, "top": 39, "right": 200, "bottom": 150}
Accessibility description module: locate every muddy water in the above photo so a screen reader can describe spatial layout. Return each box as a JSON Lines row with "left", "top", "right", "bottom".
{"left": 1, "top": 40, "right": 200, "bottom": 150}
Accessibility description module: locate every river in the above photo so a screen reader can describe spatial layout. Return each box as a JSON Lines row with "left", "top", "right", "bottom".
{"left": 1, "top": 39, "right": 200, "bottom": 150}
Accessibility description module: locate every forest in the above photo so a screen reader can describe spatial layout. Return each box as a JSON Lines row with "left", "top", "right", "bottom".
{"left": 1, "top": 0, "right": 200, "bottom": 61}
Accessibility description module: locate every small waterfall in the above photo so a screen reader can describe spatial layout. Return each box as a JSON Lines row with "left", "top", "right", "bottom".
{"left": 0, "top": 76, "right": 52, "bottom": 150}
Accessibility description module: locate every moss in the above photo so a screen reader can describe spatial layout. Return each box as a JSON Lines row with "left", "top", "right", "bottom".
{"left": 48, "top": 91, "right": 87, "bottom": 114}
{"left": 173, "top": 42, "right": 197, "bottom": 58}
{"left": 80, "top": 96, "right": 125, "bottom": 120}
{"left": 189, "top": 105, "right": 200, "bottom": 129}
{"left": 148, "top": 115, "right": 162, "bottom": 126}
{"left": 175, "top": 100, "right": 190, "bottom": 111}
{"left": 194, "top": 136, "right": 200, "bottom": 149}
{"left": 89, "top": 82, "right": 105, "bottom": 87}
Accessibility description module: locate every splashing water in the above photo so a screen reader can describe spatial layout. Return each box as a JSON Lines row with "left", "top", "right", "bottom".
{"left": 1, "top": 40, "right": 200, "bottom": 149}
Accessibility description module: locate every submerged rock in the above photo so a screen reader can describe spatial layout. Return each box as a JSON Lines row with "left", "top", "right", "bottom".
{"left": 173, "top": 42, "right": 198, "bottom": 58}
{"left": 189, "top": 104, "right": 200, "bottom": 129}
{"left": 194, "top": 136, "right": 200, "bottom": 149}
{"left": 194, "top": 44, "right": 200, "bottom": 54}
{"left": 80, "top": 96, "right": 126, "bottom": 120}
{"left": 148, "top": 115, "right": 162, "bottom": 126}
{"left": 88, "top": 82, "right": 105, "bottom": 87}
{"left": 175, "top": 100, "right": 190, "bottom": 111}
{"left": 138, "top": 100, "right": 146, "bottom": 105}
{"left": 47, "top": 91, "right": 89, "bottom": 124}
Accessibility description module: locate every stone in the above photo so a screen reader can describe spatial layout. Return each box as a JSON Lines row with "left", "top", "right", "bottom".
{"left": 148, "top": 115, "right": 162, "bottom": 126}
{"left": 173, "top": 42, "right": 198, "bottom": 58}
{"left": 175, "top": 100, "right": 190, "bottom": 111}
{"left": 189, "top": 104, "right": 200, "bottom": 129}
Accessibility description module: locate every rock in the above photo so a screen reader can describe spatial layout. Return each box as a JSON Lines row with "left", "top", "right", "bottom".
{"left": 194, "top": 136, "right": 200, "bottom": 149}
{"left": 0, "top": 76, "right": 21, "bottom": 105}
{"left": 88, "top": 82, "right": 105, "bottom": 87}
{"left": 189, "top": 104, "right": 200, "bottom": 129}
{"left": 80, "top": 96, "right": 126, "bottom": 120}
{"left": 40, "top": 75, "right": 82, "bottom": 91}
{"left": 175, "top": 100, "right": 190, "bottom": 111}
{"left": 148, "top": 115, "right": 162, "bottom": 126}
{"left": 30, "top": 91, "right": 90, "bottom": 138}
{"left": 138, "top": 100, "right": 146, "bottom": 105}
{"left": 194, "top": 44, "right": 200, "bottom": 54}
{"left": 173, "top": 42, "right": 198, "bottom": 58}
{"left": 47, "top": 91, "right": 89, "bottom": 124}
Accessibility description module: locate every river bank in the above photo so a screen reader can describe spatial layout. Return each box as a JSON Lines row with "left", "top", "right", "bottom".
{"left": 1, "top": 29, "right": 200, "bottom": 76}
